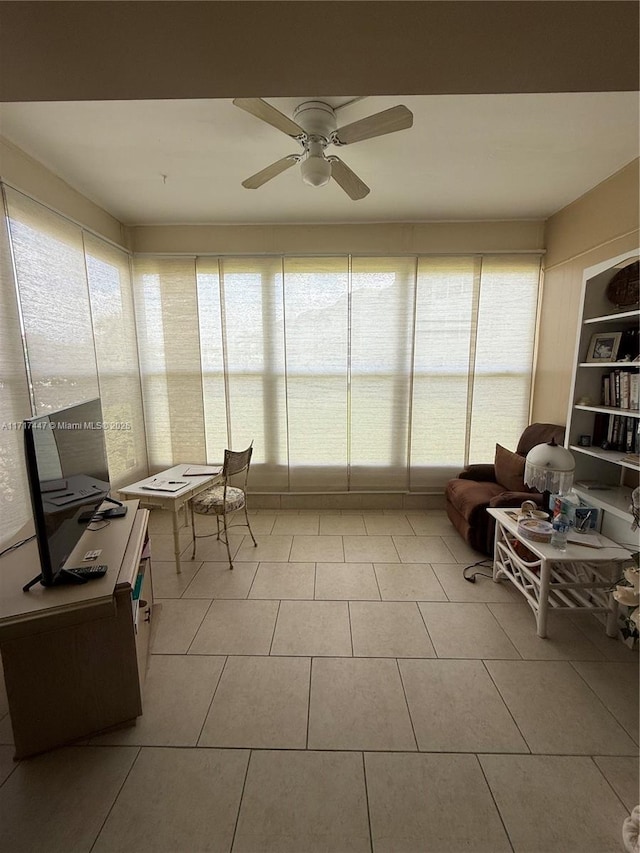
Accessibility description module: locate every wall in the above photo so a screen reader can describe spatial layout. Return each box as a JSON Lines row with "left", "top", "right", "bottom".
{"left": 532, "top": 159, "right": 640, "bottom": 425}
{"left": 130, "top": 220, "right": 545, "bottom": 256}
{"left": 0, "top": 138, "right": 128, "bottom": 248}
{"left": 1, "top": 2, "right": 637, "bottom": 102}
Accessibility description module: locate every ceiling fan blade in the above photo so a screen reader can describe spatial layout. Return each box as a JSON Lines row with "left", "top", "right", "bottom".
{"left": 330, "top": 157, "right": 370, "bottom": 201}
{"left": 241, "top": 155, "right": 298, "bottom": 189}
{"left": 233, "top": 98, "right": 305, "bottom": 138}
{"left": 333, "top": 104, "right": 413, "bottom": 146}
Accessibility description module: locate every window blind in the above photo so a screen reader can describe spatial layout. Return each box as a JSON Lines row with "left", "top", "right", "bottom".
{"left": 0, "top": 190, "right": 32, "bottom": 547}
{"left": 133, "top": 257, "right": 206, "bottom": 470}
{"left": 3, "top": 187, "right": 148, "bottom": 498}
{"left": 84, "top": 234, "right": 148, "bottom": 488}
{"left": 136, "top": 253, "right": 541, "bottom": 491}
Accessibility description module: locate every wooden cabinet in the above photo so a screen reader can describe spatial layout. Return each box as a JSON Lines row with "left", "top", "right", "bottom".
{"left": 0, "top": 501, "right": 153, "bottom": 759}
{"left": 566, "top": 250, "right": 639, "bottom": 527}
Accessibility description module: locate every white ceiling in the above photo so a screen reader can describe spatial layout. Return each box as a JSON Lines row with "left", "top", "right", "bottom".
{"left": 0, "top": 92, "right": 638, "bottom": 225}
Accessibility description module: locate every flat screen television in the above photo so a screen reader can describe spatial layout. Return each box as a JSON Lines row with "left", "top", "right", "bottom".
{"left": 23, "top": 398, "right": 112, "bottom": 588}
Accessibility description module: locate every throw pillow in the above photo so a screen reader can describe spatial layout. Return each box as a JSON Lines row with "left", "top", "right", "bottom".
{"left": 494, "top": 443, "right": 532, "bottom": 493}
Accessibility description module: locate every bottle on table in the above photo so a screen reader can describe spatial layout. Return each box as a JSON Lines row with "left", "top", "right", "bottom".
{"left": 551, "top": 510, "right": 571, "bottom": 550}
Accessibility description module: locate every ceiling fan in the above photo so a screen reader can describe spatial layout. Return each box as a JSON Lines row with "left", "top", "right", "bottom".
{"left": 233, "top": 98, "right": 413, "bottom": 200}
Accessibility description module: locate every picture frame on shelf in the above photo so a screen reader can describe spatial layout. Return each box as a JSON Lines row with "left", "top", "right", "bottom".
{"left": 586, "top": 331, "right": 622, "bottom": 363}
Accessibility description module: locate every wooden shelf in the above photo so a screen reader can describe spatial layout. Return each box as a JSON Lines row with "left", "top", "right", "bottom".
{"left": 574, "top": 404, "right": 639, "bottom": 418}
{"left": 583, "top": 308, "right": 640, "bottom": 324}
{"left": 570, "top": 445, "right": 640, "bottom": 471}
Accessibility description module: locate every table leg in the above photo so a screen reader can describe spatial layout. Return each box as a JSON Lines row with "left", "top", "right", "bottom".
{"left": 172, "top": 510, "right": 182, "bottom": 574}
{"left": 536, "top": 558, "right": 550, "bottom": 638}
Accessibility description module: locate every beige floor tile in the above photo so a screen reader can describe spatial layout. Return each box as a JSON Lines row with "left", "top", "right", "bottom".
{"left": 182, "top": 561, "right": 258, "bottom": 598}
{"left": 0, "top": 715, "right": 12, "bottom": 746}
{"left": 393, "top": 536, "right": 457, "bottom": 563}
{"left": 365, "top": 752, "right": 511, "bottom": 853}
{"left": 485, "top": 660, "right": 638, "bottom": 755}
{"left": 289, "top": 534, "right": 344, "bottom": 562}
{"left": 233, "top": 750, "right": 370, "bottom": 853}
{"left": 405, "top": 513, "right": 457, "bottom": 535}
{"left": 199, "top": 656, "right": 310, "bottom": 748}
{"left": 399, "top": 659, "right": 528, "bottom": 752}
{"left": 271, "top": 600, "right": 352, "bottom": 656}
{"left": 0, "top": 746, "right": 138, "bottom": 853}
{"left": 271, "top": 514, "right": 320, "bottom": 534}
{"left": 189, "top": 599, "right": 279, "bottom": 655}
{"left": 150, "top": 558, "right": 203, "bottom": 598}
{"left": 431, "top": 563, "right": 518, "bottom": 602}
{"left": 350, "top": 601, "right": 436, "bottom": 658}
{"left": 593, "top": 756, "right": 640, "bottom": 810}
{"left": 480, "top": 754, "right": 629, "bottom": 853}
{"left": 441, "top": 534, "right": 487, "bottom": 564}
{"left": 308, "top": 658, "right": 416, "bottom": 750}
{"left": 418, "top": 602, "right": 520, "bottom": 659}
{"left": 90, "top": 655, "right": 225, "bottom": 746}
{"left": 0, "top": 746, "right": 16, "bottom": 786}
{"left": 191, "top": 531, "right": 244, "bottom": 563}
{"left": 343, "top": 535, "right": 400, "bottom": 562}
{"left": 488, "top": 601, "right": 606, "bottom": 660}
{"left": 234, "top": 533, "right": 292, "bottom": 562}
{"left": 569, "top": 612, "right": 640, "bottom": 661}
{"left": 149, "top": 531, "right": 195, "bottom": 561}
{"left": 571, "top": 661, "right": 639, "bottom": 742}
{"left": 315, "top": 562, "right": 380, "bottom": 600}
{"left": 374, "top": 562, "right": 447, "bottom": 601}
{"left": 319, "top": 514, "right": 367, "bottom": 535}
{"left": 248, "top": 561, "right": 315, "bottom": 599}
{"left": 363, "top": 514, "right": 415, "bottom": 535}
{"left": 93, "top": 747, "right": 249, "bottom": 853}
{"left": 150, "top": 598, "right": 211, "bottom": 654}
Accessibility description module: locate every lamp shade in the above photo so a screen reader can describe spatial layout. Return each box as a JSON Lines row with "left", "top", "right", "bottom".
{"left": 524, "top": 439, "right": 575, "bottom": 494}
{"left": 301, "top": 155, "right": 331, "bottom": 187}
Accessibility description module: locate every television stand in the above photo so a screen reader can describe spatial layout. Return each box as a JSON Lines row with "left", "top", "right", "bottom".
{"left": 0, "top": 500, "right": 153, "bottom": 759}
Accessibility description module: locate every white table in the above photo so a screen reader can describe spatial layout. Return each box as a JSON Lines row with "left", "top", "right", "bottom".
{"left": 118, "top": 465, "right": 221, "bottom": 572}
{"left": 487, "top": 508, "right": 632, "bottom": 638}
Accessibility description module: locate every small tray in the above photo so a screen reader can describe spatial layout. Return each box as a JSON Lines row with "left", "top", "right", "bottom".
{"left": 517, "top": 518, "right": 553, "bottom": 543}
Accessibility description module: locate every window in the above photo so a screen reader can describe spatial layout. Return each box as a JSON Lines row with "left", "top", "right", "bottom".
{"left": 135, "top": 253, "right": 540, "bottom": 491}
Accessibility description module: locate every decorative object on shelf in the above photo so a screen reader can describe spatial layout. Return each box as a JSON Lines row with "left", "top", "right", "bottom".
{"left": 586, "top": 331, "right": 622, "bottom": 363}
{"left": 578, "top": 434, "right": 591, "bottom": 446}
{"left": 524, "top": 438, "right": 575, "bottom": 518}
{"left": 606, "top": 260, "right": 639, "bottom": 309}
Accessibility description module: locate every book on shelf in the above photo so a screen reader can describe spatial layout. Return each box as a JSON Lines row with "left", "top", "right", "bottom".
{"left": 630, "top": 372, "right": 639, "bottom": 411}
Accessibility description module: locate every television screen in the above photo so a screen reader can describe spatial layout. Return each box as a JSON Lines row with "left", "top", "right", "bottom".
{"left": 24, "top": 398, "right": 110, "bottom": 587}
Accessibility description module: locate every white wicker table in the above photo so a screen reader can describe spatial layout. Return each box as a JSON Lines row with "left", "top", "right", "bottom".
{"left": 487, "top": 508, "right": 632, "bottom": 638}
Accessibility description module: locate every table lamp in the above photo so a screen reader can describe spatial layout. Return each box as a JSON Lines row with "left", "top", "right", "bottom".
{"left": 524, "top": 438, "right": 575, "bottom": 518}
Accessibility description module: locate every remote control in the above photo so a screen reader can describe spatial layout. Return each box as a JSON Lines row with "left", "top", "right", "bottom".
{"left": 68, "top": 565, "right": 108, "bottom": 580}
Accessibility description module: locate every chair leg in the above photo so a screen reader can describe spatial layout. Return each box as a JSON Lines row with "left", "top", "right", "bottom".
{"left": 243, "top": 504, "right": 257, "bottom": 547}
{"left": 221, "top": 509, "right": 234, "bottom": 570}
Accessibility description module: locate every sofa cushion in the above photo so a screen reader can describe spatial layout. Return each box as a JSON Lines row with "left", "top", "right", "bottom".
{"left": 494, "top": 444, "right": 532, "bottom": 493}
{"left": 445, "top": 477, "right": 505, "bottom": 524}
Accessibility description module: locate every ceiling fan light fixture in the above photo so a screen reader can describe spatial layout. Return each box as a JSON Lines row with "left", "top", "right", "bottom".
{"left": 300, "top": 154, "right": 331, "bottom": 188}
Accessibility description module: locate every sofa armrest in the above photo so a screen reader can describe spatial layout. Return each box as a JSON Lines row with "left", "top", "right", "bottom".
{"left": 458, "top": 464, "right": 497, "bottom": 482}
{"left": 489, "top": 491, "right": 543, "bottom": 509}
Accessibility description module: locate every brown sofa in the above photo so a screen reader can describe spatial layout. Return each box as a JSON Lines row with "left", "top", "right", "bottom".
{"left": 445, "top": 422, "right": 566, "bottom": 556}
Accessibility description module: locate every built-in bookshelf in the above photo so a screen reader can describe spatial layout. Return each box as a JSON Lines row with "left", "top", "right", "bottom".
{"left": 567, "top": 250, "right": 639, "bottom": 522}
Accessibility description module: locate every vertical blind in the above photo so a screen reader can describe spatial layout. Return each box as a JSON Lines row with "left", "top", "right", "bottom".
{"left": 1, "top": 187, "right": 148, "bottom": 549}
{"left": 0, "top": 188, "right": 33, "bottom": 547}
{"left": 134, "top": 253, "right": 540, "bottom": 491}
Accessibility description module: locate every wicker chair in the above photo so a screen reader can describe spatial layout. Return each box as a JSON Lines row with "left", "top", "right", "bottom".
{"left": 191, "top": 444, "right": 257, "bottom": 569}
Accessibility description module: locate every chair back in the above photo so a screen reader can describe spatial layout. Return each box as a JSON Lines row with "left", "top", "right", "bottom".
{"left": 516, "top": 423, "right": 565, "bottom": 457}
{"left": 222, "top": 444, "right": 253, "bottom": 479}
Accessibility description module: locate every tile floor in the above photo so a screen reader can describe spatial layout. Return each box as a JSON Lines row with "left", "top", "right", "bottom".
{"left": 0, "top": 508, "right": 638, "bottom": 852}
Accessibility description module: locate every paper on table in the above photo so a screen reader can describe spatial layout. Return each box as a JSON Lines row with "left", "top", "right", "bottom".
{"left": 566, "top": 532, "right": 607, "bottom": 549}
{"left": 141, "top": 479, "right": 188, "bottom": 492}
{"left": 182, "top": 466, "right": 222, "bottom": 476}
